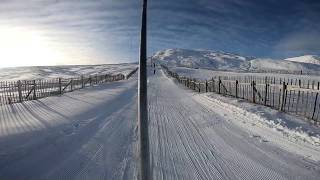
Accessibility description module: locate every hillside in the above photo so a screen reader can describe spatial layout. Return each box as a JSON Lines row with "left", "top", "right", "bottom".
{"left": 0, "top": 63, "right": 138, "bottom": 81}
{"left": 285, "top": 55, "right": 320, "bottom": 65}
{"left": 153, "top": 49, "right": 320, "bottom": 74}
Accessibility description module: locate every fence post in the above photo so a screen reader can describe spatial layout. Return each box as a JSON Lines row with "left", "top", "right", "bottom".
{"left": 89, "top": 76, "right": 92, "bottom": 86}
{"left": 252, "top": 80, "right": 256, "bottom": 103}
{"left": 33, "top": 80, "right": 37, "bottom": 100}
{"left": 318, "top": 82, "right": 320, "bottom": 90}
{"left": 70, "top": 79, "right": 73, "bottom": 91}
{"left": 235, "top": 80, "right": 239, "bottom": 98}
{"left": 199, "top": 82, "right": 201, "bottom": 93}
{"left": 299, "top": 79, "right": 301, "bottom": 88}
{"left": 59, "top": 78, "right": 62, "bottom": 94}
{"left": 280, "top": 82, "right": 287, "bottom": 111}
{"left": 312, "top": 93, "right": 319, "bottom": 120}
{"left": 81, "top": 75, "right": 84, "bottom": 88}
{"left": 264, "top": 77, "right": 268, "bottom": 105}
{"left": 193, "top": 80, "right": 196, "bottom": 90}
{"left": 218, "top": 77, "right": 221, "bottom": 94}
{"left": 17, "top": 80, "right": 22, "bottom": 102}
{"left": 205, "top": 80, "right": 208, "bottom": 92}
{"left": 212, "top": 78, "right": 215, "bottom": 92}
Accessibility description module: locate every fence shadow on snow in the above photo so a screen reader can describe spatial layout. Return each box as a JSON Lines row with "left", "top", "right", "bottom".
{"left": 162, "top": 65, "right": 320, "bottom": 125}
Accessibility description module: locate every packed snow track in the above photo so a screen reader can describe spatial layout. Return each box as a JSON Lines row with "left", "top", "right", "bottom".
{"left": 148, "top": 68, "right": 320, "bottom": 180}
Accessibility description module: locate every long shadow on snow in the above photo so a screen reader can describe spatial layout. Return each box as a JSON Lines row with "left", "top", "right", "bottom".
{"left": 0, "top": 82, "right": 137, "bottom": 179}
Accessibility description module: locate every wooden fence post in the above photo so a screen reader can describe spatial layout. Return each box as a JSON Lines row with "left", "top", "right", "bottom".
{"left": 235, "top": 80, "right": 239, "bottom": 98}
{"left": 81, "top": 75, "right": 84, "bottom": 88}
{"left": 280, "top": 82, "right": 287, "bottom": 111}
{"left": 264, "top": 77, "right": 268, "bottom": 106}
{"left": 199, "top": 82, "right": 201, "bottom": 93}
{"left": 17, "top": 80, "right": 22, "bottom": 102}
{"left": 193, "top": 80, "right": 196, "bottom": 90}
{"left": 312, "top": 93, "right": 319, "bottom": 120}
{"left": 299, "top": 79, "right": 301, "bottom": 88}
{"left": 205, "top": 80, "right": 208, "bottom": 92}
{"left": 212, "top": 78, "right": 215, "bottom": 92}
{"left": 59, "top": 78, "right": 62, "bottom": 94}
{"left": 218, "top": 77, "right": 221, "bottom": 94}
{"left": 33, "top": 80, "right": 37, "bottom": 100}
{"left": 252, "top": 80, "right": 256, "bottom": 103}
{"left": 70, "top": 79, "right": 73, "bottom": 91}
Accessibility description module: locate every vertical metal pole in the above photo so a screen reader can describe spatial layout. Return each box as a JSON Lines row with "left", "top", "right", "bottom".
{"left": 139, "top": 0, "right": 150, "bottom": 180}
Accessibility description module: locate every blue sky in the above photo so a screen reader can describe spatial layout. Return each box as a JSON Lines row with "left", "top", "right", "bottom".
{"left": 0, "top": 0, "right": 319, "bottom": 66}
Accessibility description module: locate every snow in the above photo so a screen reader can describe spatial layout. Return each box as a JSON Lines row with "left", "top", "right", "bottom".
{"left": 148, "top": 68, "right": 320, "bottom": 179}
{"left": 0, "top": 75, "right": 138, "bottom": 179}
{"left": 154, "top": 49, "right": 320, "bottom": 74}
{"left": 170, "top": 66, "right": 320, "bottom": 85}
{"left": 0, "top": 63, "right": 138, "bottom": 81}
{"left": 285, "top": 55, "right": 320, "bottom": 65}
{"left": 153, "top": 48, "right": 253, "bottom": 71}
{"left": 0, "top": 64, "right": 320, "bottom": 179}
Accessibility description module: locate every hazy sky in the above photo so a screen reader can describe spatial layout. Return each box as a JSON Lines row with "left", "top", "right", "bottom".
{"left": 0, "top": 0, "right": 319, "bottom": 67}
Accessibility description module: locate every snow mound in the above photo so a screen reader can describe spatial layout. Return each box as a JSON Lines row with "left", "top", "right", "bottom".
{"left": 285, "top": 55, "right": 320, "bottom": 65}
{"left": 154, "top": 49, "right": 320, "bottom": 74}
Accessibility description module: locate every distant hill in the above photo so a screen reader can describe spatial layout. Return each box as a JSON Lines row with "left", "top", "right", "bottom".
{"left": 153, "top": 49, "right": 320, "bottom": 74}
{"left": 285, "top": 55, "right": 320, "bottom": 65}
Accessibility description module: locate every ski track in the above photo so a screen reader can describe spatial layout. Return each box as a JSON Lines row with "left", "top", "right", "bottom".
{"left": 0, "top": 76, "right": 138, "bottom": 180}
{"left": 148, "top": 68, "right": 320, "bottom": 180}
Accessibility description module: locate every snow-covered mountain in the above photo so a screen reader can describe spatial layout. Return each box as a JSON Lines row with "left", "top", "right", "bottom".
{"left": 153, "top": 49, "right": 320, "bottom": 74}
{"left": 153, "top": 49, "right": 253, "bottom": 71}
{"left": 285, "top": 55, "right": 320, "bottom": 65}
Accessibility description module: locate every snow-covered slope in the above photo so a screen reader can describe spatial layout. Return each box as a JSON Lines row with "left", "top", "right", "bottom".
{"left": 153, "top": 49, "right": 253, "bottom": 71}
{"left": 249, "top": 58, "right": 320, "bottom": 73}
{"left": 0, "top": 63, "right": 138, "bottom": 81}
{"left": 285, "top": 55, "right": 320, "bottom": 65}
{"left": 153, "top": 49, "right": 320, "bottom": 74}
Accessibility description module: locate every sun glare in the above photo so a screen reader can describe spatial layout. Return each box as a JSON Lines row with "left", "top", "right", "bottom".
{"left": 0, "top": 26, "right": 64, "bottom": 67}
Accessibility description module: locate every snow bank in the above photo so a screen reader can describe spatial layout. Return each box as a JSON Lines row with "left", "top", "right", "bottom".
{"left": 193, "top": 93, "right": 320, "bottom": 161}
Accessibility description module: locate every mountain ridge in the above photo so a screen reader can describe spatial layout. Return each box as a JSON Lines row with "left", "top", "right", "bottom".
{"left": 153, "top": 49, "right": 320, "bottom": 74}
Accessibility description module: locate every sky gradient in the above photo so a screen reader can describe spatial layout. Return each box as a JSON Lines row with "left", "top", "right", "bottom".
{"left": 0, "top": 0, "right": 319, "bottom": 66}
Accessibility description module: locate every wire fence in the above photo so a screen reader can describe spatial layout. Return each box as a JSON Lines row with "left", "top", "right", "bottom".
{"left": 162, "top": 65, "right": 320, "bottom": 125}
{"left": 0, "top": 68, "right": 138, "bottom": 106}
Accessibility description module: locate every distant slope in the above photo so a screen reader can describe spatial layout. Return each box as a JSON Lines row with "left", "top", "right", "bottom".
{"left": 0, "top": 63, "right": 138, "bottom": 81}
{"left": 249, "top": 58, "right": 320, "bottom": 73}
{"left": 153, "top": 49, "right": 320, "bottom": 74}
{"left": 153, "top": 49, "right": 253, "bottom": 71}
{"left": 285, "top": 55, "right": 320, "bottom": 65}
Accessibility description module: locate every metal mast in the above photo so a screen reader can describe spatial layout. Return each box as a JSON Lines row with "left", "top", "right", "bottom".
{"left": 138, "top": 0, "right": 150, "bottom": 179}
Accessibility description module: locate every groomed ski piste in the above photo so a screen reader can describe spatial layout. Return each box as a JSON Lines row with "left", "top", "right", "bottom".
{"left": 0, "top": 66, "right": 320, "bottom": 179}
